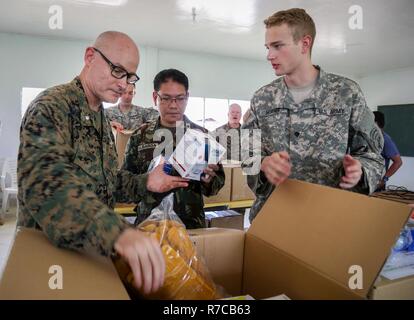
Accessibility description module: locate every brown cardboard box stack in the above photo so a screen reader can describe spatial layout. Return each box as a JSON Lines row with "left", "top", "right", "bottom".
{"left": 203, "top": 166, "right": 233, "bottom": 204}
{"left": 204, "top": 210, "right": 244, "bottom": 230}
{"left": 204, "top": 163, "right": 255, "bottom": 204}
{"left": 1, "top": 180, "right": 413, "bottom": 300}
{"left": 230, "top": 166, "right": 256, "bottom": 201}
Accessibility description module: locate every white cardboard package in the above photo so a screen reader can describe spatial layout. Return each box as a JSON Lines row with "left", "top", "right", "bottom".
{"left": 169, "top": 129, "right": 226, "bottom": 180}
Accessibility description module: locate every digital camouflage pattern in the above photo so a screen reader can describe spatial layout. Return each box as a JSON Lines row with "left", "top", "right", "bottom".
{"left": 18, "top": 77, "right": 134, "bottom": 256}
{"left": 105, "top": 104, "right": 159, "bottom": 131}
{"left": 242, "top": 67, "right": 385, "bottom": 221}
{"left": 117, "top": 115, "right": 225, "bottom": 229}
{"left": 213, "top": 123, "right": 241, "bottom": 161}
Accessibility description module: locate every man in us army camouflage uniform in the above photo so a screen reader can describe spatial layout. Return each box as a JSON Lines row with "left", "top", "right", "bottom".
{"left": 213, "top": 103, "right": 242, "bottom": 161}
{"left": 105, "top": 83, "right": 158, "bottom": 131}
{"left": 17, "top": 31, "right": 191, "bottom": 294}
{"left": 117, "top": 69, "right": 225, "bottom": 229}
{"left": 242, "top": 8, "right": 385, "bottom": 222}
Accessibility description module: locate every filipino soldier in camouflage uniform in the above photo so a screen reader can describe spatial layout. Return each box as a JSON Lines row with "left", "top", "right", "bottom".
{"left": 242, "top": 9, "right": 385, "bottom": 222}
{"left": 105, "top": 83, "right": 158, "bottom": 131}
{"left": 117, "top": 69, "right": 225, "bottom": 229}
{"left": 17, "top": 31, "right": 193, "bottom": 294}
{"left": 213, "top": 103, "right": 242, "bottom": 161}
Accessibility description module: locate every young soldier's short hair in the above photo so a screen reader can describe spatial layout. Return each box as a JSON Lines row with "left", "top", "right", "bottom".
{"left": 264, "top": 8, "right": 316, "bottom": 55}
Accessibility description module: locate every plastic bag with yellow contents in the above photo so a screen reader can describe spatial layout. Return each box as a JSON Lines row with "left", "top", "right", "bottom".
{"left": 115, "top": 193, "right": 224, "bottom": 300}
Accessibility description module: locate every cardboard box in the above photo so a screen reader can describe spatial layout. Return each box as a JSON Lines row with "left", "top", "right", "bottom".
{"left": 0, "top": 228, "right": 129, "bottom": 300}
{"left": 112, "top": 129, "right": 135, "bottom": 169}
{"left": 1, "top": 180, "right": 412, "bottom": 300}
{"left": 203, "top": 166, "right": 233, "bottom": 204}
{"left": 205, "top": 210, "right": 244, "bottom": 230}
{"left": 370, "top": 275, "right": 414, "bottom": 299}
{"left": 231, "top": 166, "right": 256, "bottom": 201}
{"left": 189, "top": 228, "right": 245, "bottom": 296}
{"left": 191, "top": 180, "right": 412, "bottom": 299}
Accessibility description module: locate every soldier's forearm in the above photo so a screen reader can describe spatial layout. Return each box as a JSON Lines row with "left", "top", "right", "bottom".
{"left": 350, "top": 156, "right": 385, "bottom": 194}
{"left": 21, "top": 167, "right": 130, "bottom": 256}
{"left": 116, "top": 170, "right": 152, "bottom": 202}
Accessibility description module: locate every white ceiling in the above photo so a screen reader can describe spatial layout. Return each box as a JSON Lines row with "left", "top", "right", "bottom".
{"left": 1, "top": 0, "right": 414, "bottom": 77}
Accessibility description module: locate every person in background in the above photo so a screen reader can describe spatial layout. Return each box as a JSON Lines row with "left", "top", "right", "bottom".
{"left": 213, "top": 103, "right": 242, "bottom": 161}
{"left": 105, "top": 83, "right": 158, "bottom": 131}
{"left": 373, "top": 111, "right": 403, "bottom": 191}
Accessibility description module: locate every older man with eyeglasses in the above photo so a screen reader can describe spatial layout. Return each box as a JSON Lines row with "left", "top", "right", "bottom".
{"left": 17, "top": 31, "right": 188, "bottom": 295}
{"left": 117, "top": 69, "right": 225, "bottom": 229}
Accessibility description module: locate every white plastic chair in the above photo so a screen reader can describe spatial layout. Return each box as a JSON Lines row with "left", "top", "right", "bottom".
{"left": 1, "top": 158, "right": 18, "bottom": 216}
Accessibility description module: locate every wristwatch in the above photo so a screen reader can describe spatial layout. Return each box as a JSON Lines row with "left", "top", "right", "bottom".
{"left": 383, "top": 176, "right": 389, "bottom": 182}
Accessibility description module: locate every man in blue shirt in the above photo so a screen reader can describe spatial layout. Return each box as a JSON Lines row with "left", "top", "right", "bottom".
{"left": 374, "top": 111, "right": 403, "bottom": 190}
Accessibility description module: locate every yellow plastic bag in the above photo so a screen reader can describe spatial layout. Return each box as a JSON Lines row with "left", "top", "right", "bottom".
{"left": 115, "top": 194, "right": 223, "bottom": 300}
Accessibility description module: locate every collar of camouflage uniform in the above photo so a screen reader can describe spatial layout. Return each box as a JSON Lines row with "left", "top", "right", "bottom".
{"left": 279, "top": 65, "right": 329, "bottom": 108}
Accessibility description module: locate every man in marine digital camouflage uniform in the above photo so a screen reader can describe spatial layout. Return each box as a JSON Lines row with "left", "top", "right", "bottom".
{"left": 118, "top": 69, "right": 225, "bottom": 229}
{"left": 17, "top": 31, "right": 189, "bottom": 295}
{"left": 105, "top": 83, "right": 158, "bottom": 131}
{"left": 242, "top": 8, "right": 385, "bottom": 222}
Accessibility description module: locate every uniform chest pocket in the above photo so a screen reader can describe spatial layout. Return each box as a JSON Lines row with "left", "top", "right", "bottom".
{"left": 313, "top": 108, "right": 349, "bottom": 143}
{"left": 71, "top": 125, "right": 102, "bottom": 181}
{"left": 127, "top": 144, "right": 157, "bottom": 173}
{"left": 258, "top": 109, "right": 289, "bottom": 152}
{"left": 73, "top": 144, "right": 100, "bottom": 180}
{"left": 299, "top": 107, "right": 350, "bottom": 160}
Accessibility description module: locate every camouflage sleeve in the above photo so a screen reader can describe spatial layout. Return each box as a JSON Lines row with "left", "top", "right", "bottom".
{"left": 115, "top": 131, "right": 155, "bottom": 203}
{"left": 348, "top": 85, "right": 385, "bottom": 194}
{"left": 18, "top": 103, "right": 130, "bottom": 257}
{"left": 241, "top": 98, "right": 272, "bottom": 197}
{"left": 104, "top": 107, "right": 115, "bottom": 121}
{"left": 143, "top": 107, "right": 159, "bottom": 122}
{"left": 201, "top": 163, "right": 225, "bottom": 196}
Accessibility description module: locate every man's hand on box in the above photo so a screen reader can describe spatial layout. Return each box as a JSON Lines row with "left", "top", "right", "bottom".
{"left": 339, "top": 155, "right": 362, "bottom": 189}
{"left": 147, "top": 163, "right": 189, "bottom": 193}
{"left": 110, "top": 121, "right": 124, "bottom": 132}
{"left": 114, "top": 229, "right": 165, "bottom": 294}
{"left": 201, "top": 164, "right": 219, "bottom": 184}
{"left": 261, "top": 151, "right": 291, "bottom": 186}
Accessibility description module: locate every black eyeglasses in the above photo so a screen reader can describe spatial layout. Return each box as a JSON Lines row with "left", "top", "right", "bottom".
{"left": 93, "top": 47, "right": 140, "bottom": 84}
{"left": 156, "top": 92, "right": 188, "bottom": 106}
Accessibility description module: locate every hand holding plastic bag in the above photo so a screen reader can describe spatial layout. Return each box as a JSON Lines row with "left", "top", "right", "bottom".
{"left": 115, "top": 193, "right": 223, "bottom": 300}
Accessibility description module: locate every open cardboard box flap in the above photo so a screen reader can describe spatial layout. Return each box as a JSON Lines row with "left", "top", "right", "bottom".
{"left": 0, "top": 228, "right": 130, "bottom": 300}
{"left": 244, "top": 179, "right": 412, "bottom": 299}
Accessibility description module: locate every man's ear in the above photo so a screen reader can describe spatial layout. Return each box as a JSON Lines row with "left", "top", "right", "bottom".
{"left": 152, "top": 91, "right": 158, "bottom": 106}
{"left": 301, "top": 35, "right": 313, "bottom": 55}
{"left": 84, "top": 47, "right": 95, "bottom": 66}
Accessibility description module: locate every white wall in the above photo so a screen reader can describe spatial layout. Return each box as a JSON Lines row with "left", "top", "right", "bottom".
{"left": 0, "top": 33, "right": 87, "bottom": 159}
{"left": 360, "top": 68, "right": 414, "bottom": 191}
{"left": 0, "top": 32, "right": 274, "bottom": 159}
{"left": 359, "top": 67, "right": 414, "bottom": 110}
